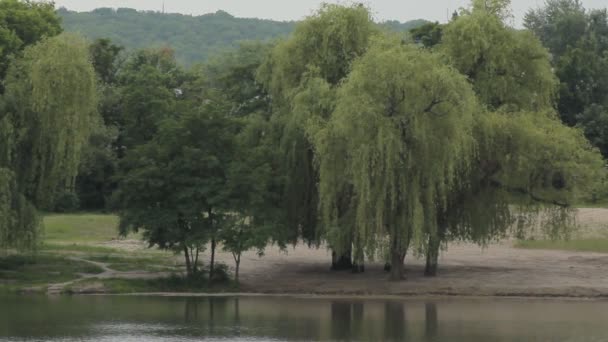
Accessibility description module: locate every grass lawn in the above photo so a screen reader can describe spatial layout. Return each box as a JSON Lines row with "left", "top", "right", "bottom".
{"left": 65, "top": 275, "right": 237, "bottom": 294}
{"left": 515, "top": 239, "right": 608, "bottom": 253}
{"left": 0, "top": 254, "right": 104, "bottom": 292}
{"left": 43, "top": 213, "right": 120, "bottom": 244}
{"left": 0, "top": 213, "right": 185, "bottom": 294}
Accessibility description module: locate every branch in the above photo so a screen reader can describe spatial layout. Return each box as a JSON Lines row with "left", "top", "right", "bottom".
{"left": 489, "top": 180, "right": 570, "bottom": 208}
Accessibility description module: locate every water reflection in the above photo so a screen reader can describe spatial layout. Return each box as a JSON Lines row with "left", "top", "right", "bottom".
{"left": 425, "top": 302, "right": 438, "bottom": 341}
{"left": 1, "top": 295, "right": 608, "bottom": 341}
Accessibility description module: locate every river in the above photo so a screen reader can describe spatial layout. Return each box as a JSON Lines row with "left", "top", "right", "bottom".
{"left": 1, "top": 295, "right": 608, "bottom": 341}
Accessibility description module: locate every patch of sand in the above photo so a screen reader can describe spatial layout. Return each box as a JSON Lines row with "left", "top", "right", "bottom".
{"left": 201, "top": 208, "right": 608, "bottom": 298}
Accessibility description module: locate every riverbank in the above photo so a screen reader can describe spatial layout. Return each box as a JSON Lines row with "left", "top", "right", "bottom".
{"left": 2, "top": 210, "right": 608, "bottom": 298}
{"left": 61, "top": 238, "right": 608, "bottom": 299}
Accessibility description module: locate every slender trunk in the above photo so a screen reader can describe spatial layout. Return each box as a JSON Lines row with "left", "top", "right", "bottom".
{"left": 183, "top": 245, "right": 192, "bottom": 277}
{"left": 210, "top": 236, "right": 216, "bottom": 281}
{"left": 193, "top": 247, "right": 200, "bottom": 274}
{"left": 235, "top": 253, "right": 241, "bottom": 284}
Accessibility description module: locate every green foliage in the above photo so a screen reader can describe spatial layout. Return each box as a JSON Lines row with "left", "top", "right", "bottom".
{"left": 115, "top": 92, "right": 239, "bottom": 275}
{"left": 312, "top": 40, "right": 479, "bottom": 277}
{"left": 116, "top": 48, "right": 183, "bottom": 150}
{"left": 58, "top": 8, "right": 295, "bottom": 66}
{"left": 525, "top": 1, "right": 608, "bottom": 160}
{"left": 89, "top": 38, "right": 124, "bottom": 85}
{"left": 3, "top": 33, "right": 98, "bottom": 208}
{"left": 52, "top": 191, "right": 80, "bottom": 213}
{"left": 410, "top": 22, "right": 444, "bottom": 48}
{"left": 259, "top": 4, "right": 379, "bottom": 246}
{"left": 0, "top": 32, "right": 98, "bottom": 249}
{"left": 0, "top": 0, "right": 62, "bottom": 86}
{"left": 58, "top": 7, "right": 427, "bottom": 67}
{"left": 442, "top": 12, "right": 557, "bottom": 112}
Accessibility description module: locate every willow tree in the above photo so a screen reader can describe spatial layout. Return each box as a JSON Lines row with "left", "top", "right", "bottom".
{"left": 311, "top": 39, "right": 479, "bottom": 280}
{"left": 419, "top": 4, "right": 606, "bottom": 276}
{"left": 0, "top": 33, "right": 98, "bottom": 248}
{"left": 258, "top": 4, "right": 379, "bottom": 270}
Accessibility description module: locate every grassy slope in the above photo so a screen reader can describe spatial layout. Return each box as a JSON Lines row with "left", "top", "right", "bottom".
{"left": 1, "top": 213, "right": 232, "bottom": 294}
{"left": 1, "top": 214, "right": 176, "bottom": 293}
{"left": 515, "top": 239, "right": 608, "bottom": 253}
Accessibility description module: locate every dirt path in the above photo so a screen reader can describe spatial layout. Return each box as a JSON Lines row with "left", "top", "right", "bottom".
{"left": 46, "top": 257, "right": 169, "bottom": 295}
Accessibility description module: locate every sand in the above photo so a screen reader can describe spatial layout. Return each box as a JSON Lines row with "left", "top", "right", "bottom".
{"left": 198, "top": 208, "right": 608, "bottom": 298}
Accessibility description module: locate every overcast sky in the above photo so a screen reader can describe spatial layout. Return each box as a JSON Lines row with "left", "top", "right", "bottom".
{"left": 51, "top": 0, "right": 607, "bottom": 25}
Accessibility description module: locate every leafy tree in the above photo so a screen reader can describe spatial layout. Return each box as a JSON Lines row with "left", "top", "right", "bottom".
{"left": 2, "top": 33, "right": 98, "bottom": 209}
{"left": 524, "top": 0, "right": 587, "bottom": 58}
{"left": 75, "top": 39, "right": 124, "bottom": 210}
{"left": 89, "top": 38, "right": 123, "bottom": 85}
{"left": 312, "top": 40, "right": 479, "bottom": 280}
{"left": 116, "top": 48, "right": 183, "bottom": 152}
{"left": 442, "top": 10, "right": 556, "bottom": 112}
{"left": 0, "top": 33, "right": 98, "bottom": 248}
{"left": 0, "top": 0, "right": 62, "bottom": 88}
{"left": 525, "top": 1, "right": 608, "bottom": 161}
{"left": 423, "top": 4, "right": 606, "bottom": 277}
{"left": 258, "top": 4, "right": 379, "bottom": 271}
{"left": 116, "top": 98, "right": 238, "bottom": 277}
{"left": 409, "top": 22, "right": 443, "bottom": 48}
{"left": 58, "top": 7, "right": 427, "bottom": 66}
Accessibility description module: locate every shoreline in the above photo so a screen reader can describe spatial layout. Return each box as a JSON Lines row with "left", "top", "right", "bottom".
{"left": 82, "top": 290, "right": 608, "bottom": 301}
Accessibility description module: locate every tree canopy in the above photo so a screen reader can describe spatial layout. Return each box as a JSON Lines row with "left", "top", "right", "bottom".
{"left": 0, "top": 32, "right": 98, "bottom": 248}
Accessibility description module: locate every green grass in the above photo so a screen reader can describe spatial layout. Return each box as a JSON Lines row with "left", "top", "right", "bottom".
{"left": 65, "top": 275, "right": 237, "bottom": 294}
{"left": 515, "top": 239, "right": 608, "bottom": 253}
{"left": 4, "top": 213, "right": 238, "bottom": 294}
{"left": 0, "top": 254, "right": 104, "bottom": 290}
{"left": 86, "top": 254, "right": 179, "bottom": 272}
{"left": 40, "top": 243, "right": 120, "bottom": 254}
{"left": 43, "top": 213, "right": 121, "bottom": 244}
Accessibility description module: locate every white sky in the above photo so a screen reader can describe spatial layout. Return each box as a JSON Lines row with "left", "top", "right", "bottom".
{"left": 50, "top": 0, "right": 607, "bottom": 25}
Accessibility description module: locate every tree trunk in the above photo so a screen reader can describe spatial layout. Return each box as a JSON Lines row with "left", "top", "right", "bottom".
{"left": 193, "top": 247, "right": 200, "bottom": 274}
{"left": 183, "top": 245, "right": 192, "bottom": 277}
{"left": 425, "top": 236, "right": 440, "bottom": 277}
{"left": 389, "top": 250, "right": 406, "bottom": 281}
{"left": 210, "top": 237, "right": 216, "bottom": 281}
{"left": 331, "top": 248, "right": 353, "bottom": 271}
{"left": 352, "top": 261, "right": 365, "bottom": 273}
{"left": 235, "top": 253, "right": 241, "bottom": 284}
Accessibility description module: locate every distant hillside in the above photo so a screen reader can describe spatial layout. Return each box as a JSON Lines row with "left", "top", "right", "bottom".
{"left": 58, "top": 8, "right": 428, "bottom": 65}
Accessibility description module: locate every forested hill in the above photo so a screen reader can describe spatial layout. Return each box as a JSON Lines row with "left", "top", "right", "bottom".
{"left": 58, "top": 7, "right": 428, "bottom": 65}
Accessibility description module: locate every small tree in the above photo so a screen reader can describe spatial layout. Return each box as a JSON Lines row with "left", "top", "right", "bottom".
{"left": 219, "top": 216, "right": 269, "bottom": 283}
{"left": 116, "top": 97, "right": 238, "bottom": 278}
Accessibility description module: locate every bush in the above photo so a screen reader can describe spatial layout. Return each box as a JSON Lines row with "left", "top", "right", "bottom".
{"left": 211, "top": 262, "right": 230, "bottom": 283}
{"left": 53, "top": 191, "right": 80, "bottom": 212}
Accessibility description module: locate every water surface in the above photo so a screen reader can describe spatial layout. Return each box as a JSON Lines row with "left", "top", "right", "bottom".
{"left": 1, "top": 295, "right": 608, "bottom": 341}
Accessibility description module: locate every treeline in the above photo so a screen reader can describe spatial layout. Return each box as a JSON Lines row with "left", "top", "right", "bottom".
{"left": 0, "top": 0, "right": 606, "bottom": 281}
{"left": 58, "top": 7, "right": 428, "bottom": 66}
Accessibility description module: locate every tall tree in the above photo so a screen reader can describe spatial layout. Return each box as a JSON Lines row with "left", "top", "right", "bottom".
{"left": 116, "top": 97, "right": 238, "bottom": 278}
{"left": 312, "top": 40, "right": 479, "bottom": 280}
{"left": 525, "top": 1, "right": 608, "bottom": 160}
{"left": 0, "top": 0, "right": 62, "bottom": 89}
{"left": 0, "top": 33, "right": 98, "bottom": 248}
{"left": 258, "top": 4, "right": 379, "bottom": 270}
{"left": 422, "top": 3, "right": 606, "bottom": 277}
{"left": 76, "top": 39, "right": 124, "bottom": 210}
